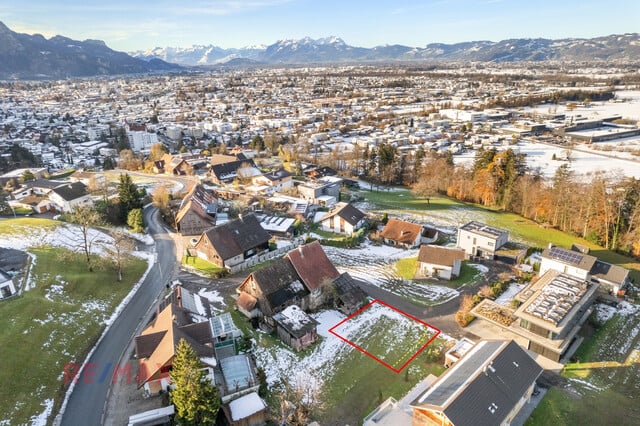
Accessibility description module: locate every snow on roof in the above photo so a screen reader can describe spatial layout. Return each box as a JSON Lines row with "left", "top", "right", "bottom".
{"left": 228, "top": 392, "right": 266, "bottom": 421}
{"left": 273, "top": 305, "right": 315, "bottom": 331}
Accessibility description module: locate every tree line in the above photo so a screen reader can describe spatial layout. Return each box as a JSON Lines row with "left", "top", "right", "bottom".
{"left": 413, "top": 148, "right": 640, "bottom": 256}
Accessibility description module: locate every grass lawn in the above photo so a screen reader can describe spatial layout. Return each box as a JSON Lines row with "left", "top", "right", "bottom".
{"left": 527, "top": 308, "right": 640, "bottom": 425}
{"left": 181, "top": 255, "right": 226, "bottom": 276}
{"left": 0, "top": 247, "right": 147, "bottom": 425}
{"left": 355, "top": 187, "right": 460, "bottom": 212}
{"left": 0, "top": 217, "right": 59, "bottom": 235}
{"left": 445, "top": 262, "right": 485, "bottom": 288}
{"left": 395, "top": 256, "right": 418, "bottom": 279}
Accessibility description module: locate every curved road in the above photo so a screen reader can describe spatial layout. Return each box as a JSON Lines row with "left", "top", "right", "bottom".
{"left": 59, "top": 206, "right": 175, "bottom": 426}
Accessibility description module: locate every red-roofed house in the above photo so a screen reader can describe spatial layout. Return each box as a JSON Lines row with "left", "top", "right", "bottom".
{"left": 380, "top": 218, "right": 439, "bottom": 249}
{"left": 417, "top": 245, "right": 466, "bottom": 280}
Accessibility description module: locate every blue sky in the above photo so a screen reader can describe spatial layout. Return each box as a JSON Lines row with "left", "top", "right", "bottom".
{"left": 1, "top": 0, "right": 638, "bottom": 52}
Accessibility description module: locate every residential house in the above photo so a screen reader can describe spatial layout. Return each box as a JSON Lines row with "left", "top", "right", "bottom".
{"left": 297, "top": 180, "right": 340, "bottom": 206}
{"left": 319, "top": 202, "right": 366, "bottom": 236}
{"left": 221, "top": 392, "right": 268, "bottom": 426}
{"left": 540, "top": 244, "right": 629, "bottom": 295}
{"left": 193, "top": 214, "right": 271, "bottom": 269}
{"left": 272, "top": 305, "right": 319, "bottom": 351}
{"left": 236, "top": 257, "right": 310, "bottom": 322}
{"left": 209, "top": 154, "right": 260, "bottom": 185}
{"left": 175, "top": 184, "right": 218, "bottom": 236}
{"left": 0, "top": 269, "right": 17, "bottom": 299}
{"left": 154, "top": 153, "right": 190, "bottom": 176}
{"left": 236, "top": 241, "right": 360, "bottom": 326}
{"left": 471, "top": 270, "right": 599, "bottom": 362}
{"left": 69, "top": 170, "right": 105, "bottom": 188}
{"left": 134, "top": 302, "right": 214, "bottom": 395}
{"left": 251, "top": 169, "right": 293, "bottom": 194}
{"left": 380, "top": 219, "right": 439, "bottom": 249}
{"left": 456, "top": 221, "right": 509, "bottom": 259}
{"left": 410, "top": 340, "right": 543, "bottom": 426}
{"left": 48, "top": 181, "right": 93, "bottom": 213}
{"left": 417, "top": 245, "right": 466, "bottom": 280}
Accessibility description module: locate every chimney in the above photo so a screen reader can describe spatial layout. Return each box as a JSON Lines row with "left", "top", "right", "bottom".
{"left": 298, "top": 246, "right": 304, "bottom": 257}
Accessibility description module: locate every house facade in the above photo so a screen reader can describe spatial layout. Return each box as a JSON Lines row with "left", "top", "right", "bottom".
{"left": 457, "top": 221, "right": 509, "bottom": 259}
{"left": 175, "top": 184, "right": 218, "bottom": 236}
{"left": 194, "top": 214, "right": 271, "bottom": 269}
{"left": 0, "top": 270, "right": 17, "bottom": 299}
{"left": 48, "top": 182, "right": 93, "bottom": 213}
{"left": 417, "top": 245, "right": 466, "bottom": 280}
{"left": 380, "top": 219, "right": 423, "bottom": 248}
{"left": 319, "top": 202, "right": 366, "bottom": 236}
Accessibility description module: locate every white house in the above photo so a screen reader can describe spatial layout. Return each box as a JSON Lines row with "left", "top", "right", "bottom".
{"left": 417, "top": 245, "right": 466, "bottom": 280}
{"left": 48, "top": 182, "right": 94, "bottom": 213}
{"left": 0, "top": 270, "right": 17, "bottom": 299}
{"left": 456, "top": 221, "right": 509, "bottom": 259}
{"left": 319, "top": 203, "right": 366, "bottom": 236}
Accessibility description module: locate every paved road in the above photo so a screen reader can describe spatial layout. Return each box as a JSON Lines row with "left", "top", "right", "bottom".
{"left": 59, "top": 206, "right": 175, "bottom": 426}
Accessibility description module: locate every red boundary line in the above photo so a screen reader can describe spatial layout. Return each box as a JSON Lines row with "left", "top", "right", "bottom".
{"left": 328, "top": 299, "right": 441, "bottom": 373}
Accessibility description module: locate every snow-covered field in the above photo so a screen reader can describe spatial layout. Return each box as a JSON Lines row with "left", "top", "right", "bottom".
{"left": 0, "top": 222, "right": 153, "bottom": 426}
{"left": 323, "top": 242, "right": 464, "bottom": 305}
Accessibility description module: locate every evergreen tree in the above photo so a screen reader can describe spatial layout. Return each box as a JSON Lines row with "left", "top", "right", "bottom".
{"left": 170, "top": 339, "right": 220, "bottom": 426}
{"left": 127, "top": 208, "right": 145, "bottom": 233}
{"left": 118, "top": 173, "right": 141, "bottom": 222}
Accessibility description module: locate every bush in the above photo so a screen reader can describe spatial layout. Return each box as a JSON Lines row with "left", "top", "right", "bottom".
{"left": 455, "top": 310, "right": 475, "bottom": 327}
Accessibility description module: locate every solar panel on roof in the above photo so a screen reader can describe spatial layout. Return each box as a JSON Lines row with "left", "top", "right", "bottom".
{"left": 549, "top": 247, "right": 583, "bottom": 265}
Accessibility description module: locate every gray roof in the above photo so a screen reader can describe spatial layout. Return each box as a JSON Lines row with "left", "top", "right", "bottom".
{"left": 321, "top": 202, "right": 365, "bottom": 226}
{"left": 590, "top": 260, "right": 629, "bottom": 285}
{"left": 202, "top": 213, "right": 271, "bottom": 261}
{"left": 51, "top": 181, "right": 88, "bottom": 201}
{"left": 411, "top": 340, "right": 542, "bottom": 426}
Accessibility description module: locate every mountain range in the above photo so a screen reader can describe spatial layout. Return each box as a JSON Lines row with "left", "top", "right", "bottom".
{"left": 0, "top": 21, "right": 178, "bottom": 80}
{"left": 133, "top": 33, "right": 640, "bottom": 66}
{"left": 1, "top": 19, "right": 639, "bottom": 80}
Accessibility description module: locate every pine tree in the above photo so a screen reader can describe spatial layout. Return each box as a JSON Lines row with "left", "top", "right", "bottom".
{"left": 170, "top": 339, "right": 220, "bottom": 426}
{"left": 118, "top": 173, "right": 141, "bottom": 223}
{"left": 127, "top": 208, "right": 145, "bottom": 233}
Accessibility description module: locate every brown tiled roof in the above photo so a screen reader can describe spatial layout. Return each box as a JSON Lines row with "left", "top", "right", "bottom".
{"left": 380, "top": 219, "right": 423, "bottom": 245}
{"left": 135, "top": 303, "right": 213, "bottom": 386}
{"left": 287, "top": 241, "right": 339, "bottom": 291}
{"left": 237, "top": 292, "right": 257, "bottom": 312}
{"left": 200, "top": 214, "right": 271, "bottom": 261}
{"left": 418, "top": 245, "right": 466, "bottom": 267}
{"left": 175, "top": 184, "right": 217, "bottom": 225}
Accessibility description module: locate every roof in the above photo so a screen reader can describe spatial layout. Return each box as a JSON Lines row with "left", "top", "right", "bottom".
{"left": 236, "top": 291, "right": 258, "bottom": 312}
{"left": 209, "top": 312, "right": 239, "bottom": 339}
{"left": 411, "top": 340, "right": 542, "bottom": 426}
{"left": 542, "top": 246, "right": 597, "bottom": 271}
{"left": 135, "top": 303, "right": 214, "bottom": 386}
{"left": 381, "top": 219, "right": 423, "bottom": 245}
{"left": 228, "top": 392, "right": 266, "bottom": 422}
{"left": 219, "top": 354, "right": 255, "bottom": 391}
{"left": 209, "top": 157, "right": 257, "bottom": 182}
{"left": 200, "top": 214, "right": 271, "bottom": 261}
{"left": 332, "top": 272, "right": 367, "bottom": 308}
{"left": 287, "top": 241, "right": 340, "bottom": 291}
{"left": 175, "top": 184, "right": 217, "bottom": 225}
{"left": 261, "top": 169, "right": 291, "bottom": 182}
{"left": 50, "top": 181, "right": 88, "bottom": 201}
{"left": 272, "top": 305, "right": 318, "bottom": 338}
{"left": 590, "top": 260, "right": 629, "bottom": 285}
{"left": 320, "top": 202, "right": 365, "bottom": 226}
{"left": 242, "top": 257, "right": 310, "bottom": 309}
{"left": 418, "top": 245, "right": 466, "bottom": 267}
{"left": 460, "top": 221, "right": 508, "bottom": 240}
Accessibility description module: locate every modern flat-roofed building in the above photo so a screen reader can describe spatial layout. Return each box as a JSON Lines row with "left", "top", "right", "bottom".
{"left": 457, "top": 221, "right": 509, "bottom": 259}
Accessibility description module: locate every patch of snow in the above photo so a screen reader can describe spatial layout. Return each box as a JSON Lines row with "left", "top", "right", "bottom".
{"left": 312, "top": 310, "right": 345, "bottom": 337}
{"left": 469, "top": 264, "right": 489, "bottom": 273}
{"left": 594, "top": 303, "right": 617, "bottom": 323}
{"left": 617, "top": 301, "right": 639, "bottom": 317}
{"left": 228, "top": 392, "right": 266, "bottom": 421}
{"left": 494, "top": 283, "right": 524, "bottom": 306}
{"left": 570, "top": 378, "right": 604, "bottom": 392}
{"left": 28, "top": 399, "right": 53, "bottom": 426}
{"left": 198, "top": 288, "right": 225, "bottom": 306}
{"left": 200, "top": 356, "right": 217, "bottom": 367}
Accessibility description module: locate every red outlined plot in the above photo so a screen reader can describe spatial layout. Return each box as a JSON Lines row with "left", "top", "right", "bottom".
{"left": 329, "top": 299, "right": 440, "bottom": 373}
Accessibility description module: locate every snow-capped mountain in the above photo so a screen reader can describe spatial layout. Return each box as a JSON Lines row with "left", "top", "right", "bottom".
{"left": 132, "top": 33, "right": 640, "bottom": 66}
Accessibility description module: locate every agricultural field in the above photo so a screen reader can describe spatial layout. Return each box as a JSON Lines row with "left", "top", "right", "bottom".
{"left": 0, "top": 219, "right": 150, "bottom": 425}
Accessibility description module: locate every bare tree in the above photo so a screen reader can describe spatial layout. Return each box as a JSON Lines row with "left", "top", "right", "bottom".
{"left": 67, "top": 205, "right": 105, "bottom": 272}
{"left": 104, "top": 229, "right": 135, "bottom": 281}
